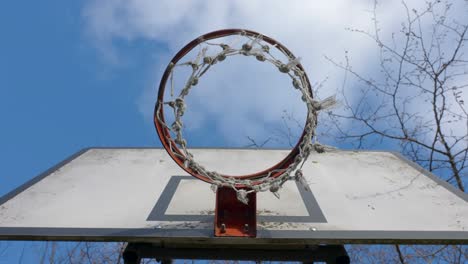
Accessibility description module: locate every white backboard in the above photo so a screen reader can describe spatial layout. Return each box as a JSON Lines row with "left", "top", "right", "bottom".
{"left": 0, "top": 148, "right": 466, "bottom": 245}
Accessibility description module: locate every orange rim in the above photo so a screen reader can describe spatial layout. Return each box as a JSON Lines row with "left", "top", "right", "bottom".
{"left": 154, "top": 29, "right": 313, "bottom": 186}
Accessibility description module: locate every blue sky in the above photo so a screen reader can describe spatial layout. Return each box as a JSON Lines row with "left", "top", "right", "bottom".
{"left": 0, "top": 2, "right": 159, "bottom": 261}
{"left": 0, "top": 0, "right": 467, "bottom": 262}
{"left": 0, "top": 1, "right": 158, "bottom": 197}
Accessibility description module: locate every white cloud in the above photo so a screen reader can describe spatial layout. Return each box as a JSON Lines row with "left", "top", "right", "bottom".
{"left": 82, "top": 0, "right": 466, "bottom": 148}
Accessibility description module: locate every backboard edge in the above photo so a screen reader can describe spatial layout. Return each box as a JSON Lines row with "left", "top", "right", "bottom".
{"left": 389, "top": 152, "right": 468, "bottom": 202}
{"left": 0, "top": 227, "right": 466, "bottom": 245}
{"left": 0, "top": 148, "right": 92, "bottom": 206}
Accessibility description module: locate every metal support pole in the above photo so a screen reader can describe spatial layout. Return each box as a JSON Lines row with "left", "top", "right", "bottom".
{"left": 123, "top": 243, "right": 350, "bottom": 264}
{"left": 122, "top": 243, "right": 141, "bottom": 264}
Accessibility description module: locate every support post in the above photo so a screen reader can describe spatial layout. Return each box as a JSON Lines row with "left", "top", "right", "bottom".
{"left": 122, "top": 243, "right": 141, "bottom": 264}
{"left": 122, "top": 243, "right": 350, "bottom": 264}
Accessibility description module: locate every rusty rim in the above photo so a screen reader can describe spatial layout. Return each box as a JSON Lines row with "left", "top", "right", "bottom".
{"left": 154, "top": 29, "right": 314, "bottom": 186}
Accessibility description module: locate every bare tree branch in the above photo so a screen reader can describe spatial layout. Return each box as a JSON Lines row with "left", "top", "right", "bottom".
{"left": 328, "top": 0, "right": 467, "bottom": 262}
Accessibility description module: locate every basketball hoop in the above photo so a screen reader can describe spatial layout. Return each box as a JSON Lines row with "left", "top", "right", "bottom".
{"left": 154, "top": 29, "right": 334, "bottom": 204}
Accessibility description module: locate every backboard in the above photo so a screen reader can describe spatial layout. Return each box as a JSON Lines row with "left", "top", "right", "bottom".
{"left": 0, "top": 148, "right": 466, "bottom": 245}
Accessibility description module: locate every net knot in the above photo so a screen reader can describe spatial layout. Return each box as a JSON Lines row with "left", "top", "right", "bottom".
{"left": 300, "top": 143, "right": 312, "bottom": 156}
{"left": 171, "top": 121, "right": 183, "bottom": 132}
{"left": 166, "top": 101, "right": 176, "bottom": 108}
{"left": 191, "top": 77, "right": 199, "bottom": 86}
{"left": 203, "top": 56, "right": 213, "bottom": 64}
{"left": 311, "top": 96, "right": 337, "bottom": 111}
{"left": 174, "top": 136, "right": 186, "bottom": 147}
{"left": 269, "top": 182, "right": 281, "bottom": 199}
{"left": 175, "top": 97, "right": 185, "bottom": 107}
{"left": 236, "top": 189, "right": 249, "bottom": 205}
{"left": 294, "top": 170, "right": 310, "bottom": 191}
{"left": 256, "top": 54, "right": 266, "bottom": 61}
{"left": 292, "top": 78, "right": 301, "bottom": 89}
{"left": 242, "top": 43, "right": 252, "bottom": 51}
{"left": 217, "top": 53, "right": 226, "bottom": 61}
{"left": 189, "top": 62, "right": 199, "bottom": 71}
{"left": 313, "top": 143, "right": 325, "bottom": 153}
{"left": 175, "top": 98, "right": 186, "bottom": 116}
{"left": 279, "top": 57, "right": 301, "bottom": 73}
{"left": 294, "top": 170, "right": 304, "bottom": 181}
{"left": 279, "top": 64, "right": 290, "bottom": 73}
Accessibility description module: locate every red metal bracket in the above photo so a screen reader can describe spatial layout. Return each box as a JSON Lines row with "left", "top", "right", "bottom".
{"left": 214, "top": 187, "right": 256, "bottom": 237}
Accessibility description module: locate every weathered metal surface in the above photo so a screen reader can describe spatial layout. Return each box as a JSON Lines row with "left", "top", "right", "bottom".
{"left": 214, "top": 187, "right": 256, "bottom": 237}
{"left": 0, "top": 148, "right": 466, "bottom": 244}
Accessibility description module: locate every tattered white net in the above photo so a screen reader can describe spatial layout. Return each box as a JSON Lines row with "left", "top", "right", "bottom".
{"left": 155, "top": 30, "right": 335, "bottom": 204}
